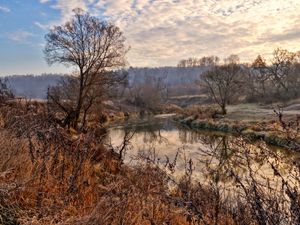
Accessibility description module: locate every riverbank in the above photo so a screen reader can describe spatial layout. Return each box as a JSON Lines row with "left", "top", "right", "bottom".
{"left": 174, "top": 115, "right": 300, "bottom": 150}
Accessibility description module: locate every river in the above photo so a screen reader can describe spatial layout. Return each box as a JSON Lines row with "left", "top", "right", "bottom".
{"left": 106, "top": 115, "right": 300, "bottom": 222}
{"left": 107, "top": 115, "right": 299, "bottom": 186}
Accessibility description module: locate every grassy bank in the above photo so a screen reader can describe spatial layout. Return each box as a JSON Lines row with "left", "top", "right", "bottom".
{"left": 174, "top": 115, "right": 300, "bottom": 150}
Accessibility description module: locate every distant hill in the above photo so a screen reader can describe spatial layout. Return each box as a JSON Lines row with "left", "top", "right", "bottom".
{"left": 4, "top": 67, "right": 207, "bottom": 99}
{"left": 5, "top": 74, "right": 64, "bottom": 99}
{"left": 127, "top": 66, "right": 206, "bottom": 86}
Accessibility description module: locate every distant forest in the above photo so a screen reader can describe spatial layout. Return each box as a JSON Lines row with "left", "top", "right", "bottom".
{"left": 5, "top": 67, "right": 206, "bottom": 99}
{"left": 6, "top": 74, "right": 64, "bottom": 99}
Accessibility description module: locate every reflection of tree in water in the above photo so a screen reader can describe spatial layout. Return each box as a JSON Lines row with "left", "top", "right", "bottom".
{"left": 178, "top": 128, "right": 280, "bottom": 181}
{"left": 178, "top": 126, "right": 223, "bottom": 146}
{"left": 178, "top": 128, "right": 300, "bottom": 224}
{"left": 124, "top": 118, "right": 169, "bottom": 144}
{"left": 111, "top": 120, "right": 300, "bottom": 223}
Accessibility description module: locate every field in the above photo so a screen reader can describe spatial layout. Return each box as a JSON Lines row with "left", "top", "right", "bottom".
{"left": 226, "top": 102, "right": 300, "bottom": 122}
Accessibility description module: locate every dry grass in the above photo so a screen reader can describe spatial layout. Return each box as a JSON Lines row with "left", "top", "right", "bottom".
{"left": 0, "top": 101, "right": 191, "bottom": 224}
{"left": 182, "top": 104, "right": 220, "bottom": 119}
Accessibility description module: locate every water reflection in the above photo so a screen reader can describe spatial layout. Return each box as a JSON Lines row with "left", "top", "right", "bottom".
{"left": 108, "top": 117, "right": 300, "bottom": 223}
{"left": 108, "top": 117, "right": 299, "bottom": 185}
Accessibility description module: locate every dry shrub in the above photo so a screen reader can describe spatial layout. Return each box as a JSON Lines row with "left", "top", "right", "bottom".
{"left": 70, "top": 165, "right": 187, "bottom": 225}
{"left": 183, "top": 105, "right": 220, "bottom": 119}
{"left": 162, "top": 104, "right": 183, "bottom": 114}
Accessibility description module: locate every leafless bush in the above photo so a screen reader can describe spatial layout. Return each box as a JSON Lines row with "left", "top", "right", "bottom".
{"left": 126, "top": 74, "right": 168, "bottom": 113}
{"left": 182, "top": 104, "right": 220, "bottom": 119}
{"left": 0, "top": 79, "right": 14, "bottom": 105}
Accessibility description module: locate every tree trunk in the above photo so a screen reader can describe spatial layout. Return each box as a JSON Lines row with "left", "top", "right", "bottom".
{"left": 73, "top": 70, "right": 85, "bottom": 130}
{"left": 221, "top": 104, "right": 227, "bottom": 115}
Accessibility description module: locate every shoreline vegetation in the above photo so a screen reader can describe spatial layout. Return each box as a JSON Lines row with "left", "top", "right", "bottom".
{"left": 99, "top": 100, "right": 300, "bottom": 150}
{"left": 174, "top": 114, "right": 300, "bottom": 150}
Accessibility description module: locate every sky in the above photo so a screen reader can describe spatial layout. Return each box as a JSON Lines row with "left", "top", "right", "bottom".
{"left": 0, "top": 0, "right": 300, "bottom": 75}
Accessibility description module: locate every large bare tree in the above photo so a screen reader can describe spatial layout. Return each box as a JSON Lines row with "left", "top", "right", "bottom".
{"left": 201, "top": 55, "right": 244, "bottom": 114}
{"left": 45, "top": 9, "right": 127, "bottom": 129}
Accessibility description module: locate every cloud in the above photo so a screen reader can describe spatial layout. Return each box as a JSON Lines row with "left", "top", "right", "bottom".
{"left": 7, "top": 31, "right": 34, "bottom": 42}
{"left": 258, "top": 30, "right": 300, "bottom": 43}
{"left": 36, "top": 0, "right": 300, "bottom": 66}
{"left": 40, "top": 0, "right": 51, "bottom": 3}
{"left": 51, "top": 0, "right": 90, "bottom": 22}
{"left": 34, "top": 21, "right": 50, "bottom": 30}
{"left": 0, "top": 5, "right": 10, "bottom": 13}
{"left": 37, "top": 0, "right": 94, "bottom": 28}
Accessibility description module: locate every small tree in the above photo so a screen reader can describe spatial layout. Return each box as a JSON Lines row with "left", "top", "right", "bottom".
{"left": 201, "top": 56, "right": 243, "bottom": 114}
{"left": 45, "top": 9, "right": 127, "bottom": 129}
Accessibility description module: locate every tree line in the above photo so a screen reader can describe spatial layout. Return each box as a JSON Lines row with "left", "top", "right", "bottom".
{"left": 178, "top": 49, "right": 300, "bottom": 114}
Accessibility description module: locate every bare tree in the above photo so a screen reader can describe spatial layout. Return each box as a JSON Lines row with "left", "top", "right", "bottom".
{"left": 45, "top": 9, "right": 128, "bottom": 130}
{"left": 224, "top": 54, "right": 240, "bottom": 64}
{"left": 200, "top": 55, "right": 220, "bottom": 67}
{"left": 269, "top": 48, "right": 298, "bottom": 94}
{"left": 201, "top": 56, "right": 244, "bottom": 114}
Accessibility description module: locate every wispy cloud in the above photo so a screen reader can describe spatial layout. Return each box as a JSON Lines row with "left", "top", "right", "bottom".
{"left": 48, "top": 0, "right": 89, "bottom": 22}
{"left": 0, "top": 5, "right": 10, "bottom": 13}
{"left": 7, "top": 30, "right": 34, "bottom": 42}
{"left": 37, "top": 0, "right": 300, "bottom": 66}
{"left": 34, "top": 21, "right": 49, "bottom": 30}
{"left": 40, "top": 0, "right": 51, "bottom": 3}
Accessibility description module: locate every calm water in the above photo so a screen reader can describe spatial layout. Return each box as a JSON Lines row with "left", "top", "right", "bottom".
{"left": 107, "top": 115, "right": 300, "bottom": 192}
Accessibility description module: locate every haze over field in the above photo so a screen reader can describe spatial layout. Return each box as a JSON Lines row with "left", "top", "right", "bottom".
{"left": 1, "top": 0, "right": 300, "bottom": 74}
{"left": 5, "top": 67, "right": 205, "bottom": 98}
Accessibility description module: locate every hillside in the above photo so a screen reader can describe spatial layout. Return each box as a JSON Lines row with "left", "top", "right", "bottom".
{"left": 6, "top": 74, "right": 64, "bottom": 99}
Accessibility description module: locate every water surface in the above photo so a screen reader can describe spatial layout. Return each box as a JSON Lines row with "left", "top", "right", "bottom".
{"left": 107, "top": 116, "right": 300, "bottom": 191}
